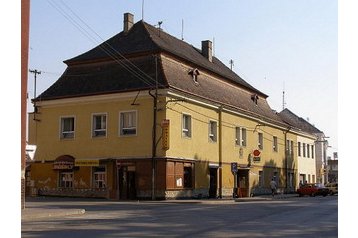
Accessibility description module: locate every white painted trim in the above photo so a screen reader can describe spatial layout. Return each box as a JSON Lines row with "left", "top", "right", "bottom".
{"left": 37, "top": 90, "right": 168, "bottom": 107}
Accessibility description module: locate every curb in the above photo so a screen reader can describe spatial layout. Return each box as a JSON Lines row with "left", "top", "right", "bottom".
{"left": 22, "top": 208, "right": 86, "bottom": 221}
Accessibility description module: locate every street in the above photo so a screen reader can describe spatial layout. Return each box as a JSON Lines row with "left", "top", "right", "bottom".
{"left": 22, "top": 196, "right": 337, "bottom": 238}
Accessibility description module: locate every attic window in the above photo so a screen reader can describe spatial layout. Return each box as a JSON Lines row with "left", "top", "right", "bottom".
{"left": 188, "top": 68, "right": 200, "bottom": 84}
{"left": 251, "top": 94, "right": 259, "bottom": 105}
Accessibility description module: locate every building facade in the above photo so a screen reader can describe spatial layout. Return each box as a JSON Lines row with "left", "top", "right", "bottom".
{"left": 27, "top": 13, "right": 301, "bottom": 200}
{"left": 278, "top": 109, "right": 327, "bottom": 185}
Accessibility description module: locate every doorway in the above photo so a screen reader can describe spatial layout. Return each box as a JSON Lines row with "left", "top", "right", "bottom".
{"left": 237, "top": 169, "right": 249, "bottom": 197}
{"left": 118, "top": 166, "right": 136, "bottom": 200}
{"left": 209, "top": 168, "right": 218, "bottom": 198}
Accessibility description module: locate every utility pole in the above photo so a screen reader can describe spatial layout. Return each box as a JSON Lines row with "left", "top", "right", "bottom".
{"left": 149, "top": 55, "right": 159, "bottom": 201}
{"left": 29, "top": 69, "right": 41, "bottom": 113}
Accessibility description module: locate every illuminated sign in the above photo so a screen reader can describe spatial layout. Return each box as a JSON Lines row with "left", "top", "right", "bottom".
{"left": 161, "top": 119, "right": 170, "bottom": 150}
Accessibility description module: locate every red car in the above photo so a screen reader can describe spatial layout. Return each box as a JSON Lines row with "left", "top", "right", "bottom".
{"left": 297, "top": 183, "right": 329, "bottom": 197}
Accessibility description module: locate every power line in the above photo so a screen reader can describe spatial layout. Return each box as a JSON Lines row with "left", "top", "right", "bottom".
{"left": 49, "top": 0, "right": 166, "bottom": 89}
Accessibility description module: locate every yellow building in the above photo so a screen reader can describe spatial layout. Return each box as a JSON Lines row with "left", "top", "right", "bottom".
{"left": 28, "top": 13, "right": 301, "bottom": 199}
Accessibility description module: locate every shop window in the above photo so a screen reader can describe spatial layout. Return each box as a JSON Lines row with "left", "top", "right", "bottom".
{"left": 93, "top": 166, "right": 106, "bottom": 188}
{"left": 182, "top": 114, "right": 192, "bottom": 138}
{"left": 60, "top": 116, "right": 75, "bottom": 139}
{"left": 92, "top": 113, "right": 107, "bottom": 137}
{"left": 120, "top": 111, "right": 137, "bottom": 136}
{"left": 208, "top": 121, "right": 217, "bottom": 142}
{"left": 166, "top": 162, "right": 194, "bottom": 189}
{"left": 59, "top": 171, "right": 73, "bottom": 188}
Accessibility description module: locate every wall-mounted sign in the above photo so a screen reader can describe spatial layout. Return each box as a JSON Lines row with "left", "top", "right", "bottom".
{"left": 253, "top": 157, "right": 261, "bottom": 162}
{"left": 75, "top": 159, "right": 99, "bottom": 167}
{"left": 252, "top": 149, "right": 261, "bottom": 157}
{"left": 53, "top": 155, "right": 75, "bottom": 170}
{"left": 231, "top": 162, "right": 238, "bottom": 173}
{"left": 161, "top": 119, "right": 170, "bottom": 150}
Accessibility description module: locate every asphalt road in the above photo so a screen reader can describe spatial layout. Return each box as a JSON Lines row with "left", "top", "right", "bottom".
{"left": 22, "top": 196, "right": 338, "bottom": 238}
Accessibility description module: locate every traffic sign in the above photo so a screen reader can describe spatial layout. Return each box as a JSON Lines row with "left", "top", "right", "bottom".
{"left": 231, "top": 162, "right": 238, "bottom": 173}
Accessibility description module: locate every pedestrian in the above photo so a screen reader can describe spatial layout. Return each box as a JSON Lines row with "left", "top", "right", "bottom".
{"left": 270, "top": 178, "right": 277, "bottom": 197}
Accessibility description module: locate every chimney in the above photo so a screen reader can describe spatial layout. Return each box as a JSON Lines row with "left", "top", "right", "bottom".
{"left": 123, "top": 13, "right": 134, "bottom": 33}
{"left": 201, "top": 40, "right": 213, "bottom": 62}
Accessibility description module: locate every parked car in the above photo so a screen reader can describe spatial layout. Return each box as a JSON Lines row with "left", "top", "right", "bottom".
{"left": 325, "top": 182, "right": 338, "bottom": 195}
{"left": 297, "top": 183, "right": 329, "bottom": 197}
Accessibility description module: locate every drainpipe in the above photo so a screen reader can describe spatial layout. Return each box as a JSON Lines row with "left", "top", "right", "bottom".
{"left": 284, "top": 127, "right": 291, "bottom": 192}
{"left": 218, "top": 105, "right": 223, "bottom": 198}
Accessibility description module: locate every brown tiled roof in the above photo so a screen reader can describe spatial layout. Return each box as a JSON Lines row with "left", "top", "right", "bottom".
{"left": 162, "top": 57, "right": 285, "bottom": 125}
{"left": 278, "top": 108, "right": 322, "bottom": 134}
{"left": 37, "top": 19, "right": 285, "bottom": 125}
{"left": 64, "top": 21, "right": 266, "bottom": 97}
{"left": 38, "top": 55, "right": 167, "bottom": 100}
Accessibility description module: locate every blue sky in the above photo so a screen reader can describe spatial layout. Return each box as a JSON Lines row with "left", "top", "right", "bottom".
{"left": 28, "top": 0, "right": 338, "bottom": 155}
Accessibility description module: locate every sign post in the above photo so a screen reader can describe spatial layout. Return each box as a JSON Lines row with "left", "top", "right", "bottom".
{"left": 231, "top": 162, "right": 238, "bottom": 198}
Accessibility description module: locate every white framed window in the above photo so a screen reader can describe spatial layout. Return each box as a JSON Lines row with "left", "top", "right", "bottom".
{"left": 303, "top": 143, "right": 306, "bottom": 157}
{"left": 291, "top": 141, "right": 294, "bottom": 156}
{"left": 241, "top": 128, "right": 247, "bottom": 146}
{"left": 208, "top": 120, "right": 217, "bottom": 142}
{"left": 93, "top": 166, "right": 106, "bottom": 188}
{"left": 273, "top": 136, "right": 278, "bottom": 152}
{"left": 258, "top": 132, "right": 263, "bottom": 150}
{"left": 298, "top": 142, "right": 301, "bottom": 156}
{"left": 311, "top": 145, "right": 314, "bottom": 158}
{"left": 59, "top": 171, "right": 73, "bottom": 188}
{"left": 60, "top": 116, "right": 75, "bottom": 139}
{"left": 92, "top": 113, "right": 107, "bottom": 137}
{"left": 236, "top": 127, "right": 247, "bottom": 147}
{"left": 119, "top": 111, "right": 137, "bottom": 136}
{"left": 182, "top": 114, "right": 192, "bottom": 138}
{"left": 235, "top": 127, "right": 241, "bottom": 146}
{"left": 307, "top": 144, "right": 310, "bottom": 158}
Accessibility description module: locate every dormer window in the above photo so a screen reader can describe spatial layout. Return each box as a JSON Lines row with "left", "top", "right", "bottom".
{"left": 251, "top": 94, "right": 259, "bottom": 105}
{"left": 188, "top": 68, "right": 200, "bottom": 84}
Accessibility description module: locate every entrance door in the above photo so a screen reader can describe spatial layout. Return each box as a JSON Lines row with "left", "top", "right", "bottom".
{"left": 209, "top": 168, "right": 218, "bottom": 198}
{"left": 237, "top": 170, "right": 249, "bottom": 197}
{"left": 118, "top": 166, "right": 137, "bottom": 200}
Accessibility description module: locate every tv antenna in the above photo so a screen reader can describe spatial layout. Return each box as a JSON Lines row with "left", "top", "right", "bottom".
{"left": 282, "top": 82, "right": 286, "bottom": 110}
